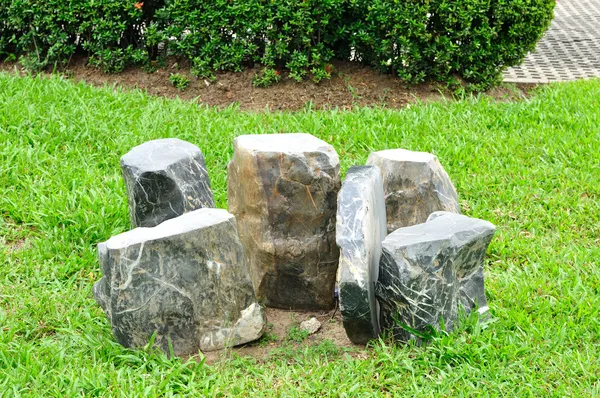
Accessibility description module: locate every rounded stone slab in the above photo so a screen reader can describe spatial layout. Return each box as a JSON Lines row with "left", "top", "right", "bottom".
{"left": 336, "top": 166, "right": 387, "bottom": 344}
{"left": 121, "top": 138, "right": 215, "bottom": 228}
{"left": 366, "top": 149, "right": 460, "bottom": 233}
{"left": 376, "top": 211, "right": 496, "bottom": 342}
{"left": 93, "top": 208, "right": 265, "bottom": 356}
{"left": 228, "top": 133, "right": 341, "bottom": 310}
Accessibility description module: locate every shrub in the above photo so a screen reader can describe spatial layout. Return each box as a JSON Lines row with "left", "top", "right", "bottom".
{"left": 260, "top": 0, "right": 345, "bottom": 80}
{"left": 0, "top": 0, "right": 555, "bottom": 88}
{"left": 346, "top": 0, "right": 555, "bottom": 88}
{"left": 0, "top": 4, "right": 13, "bottom": 59}
{"left": 169, "top": 73, "right": 189, "bottom": 90}
{"left": 0, "top": 0, "right": 147, "bottom": 72}
{"left": 80, "top": 0, "right": 151, "bottom": 73}
{"left": 1, "top": 0, "right": 81, "bottom": 70}
{"left": 149, "top": 0, "right": 344, "bottom": 81}
{"left": 149, "top": 0, "right": 264, "bottom": 78}
{"left": 253, "top": 68, "right": 282, "bottom": 88}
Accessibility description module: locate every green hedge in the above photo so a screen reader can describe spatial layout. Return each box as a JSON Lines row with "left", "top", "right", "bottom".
{"left": 0, "top": 0, "right": 555, "bottom": 88}
{"left": 0, "top": 0, "right": 146, "bottom": 72}
{"left": 346, "top": 0, "right": 556, "bottom": 89}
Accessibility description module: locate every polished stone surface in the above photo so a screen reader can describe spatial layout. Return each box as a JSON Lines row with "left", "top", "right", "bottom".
{"left": 336, "top": 166, "right": 386, "bottom": 344}
{"left": 376, "top": 211, "right": 495, "bottom": 341}
{"left": 228, "top": 133, "right": 341, "bottom": 310}
{"left": 367, "top": 149, "right": 460, "bottom": 232}
{"left": 93, "top": 208, "right": 265, "bottom": 355}
{"left": 121, "top": 138, "right": 215, "bottom": 228}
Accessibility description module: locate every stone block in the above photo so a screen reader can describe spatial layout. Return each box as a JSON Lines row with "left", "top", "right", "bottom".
{"left": 121, "top": 138, "right": 215, "bottom": 228}
{"left": 93, "top": 208, "right": 265, "bottom": 355}
{"left": 367, "top": 149, "right": 460, "bottom": 232}
{"left": 376, "top": 211, "right": 495, "bottom": 341}
{"left": 228, "top": 133, "right": 341, "bottom": 310}
{"left": 336, "top": 166, "right": 386, "bottom": 344}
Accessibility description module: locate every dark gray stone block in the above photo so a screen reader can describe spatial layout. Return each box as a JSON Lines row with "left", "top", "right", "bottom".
{"left": 93, "top": 208, "right": 265, "bottom": 355}
{"left": 366, "top": 149, "right": 460, "bottom": 233}
{"left": 121, "top": 138, "right": 215, "bottom": 228}
{"left": 228, "top": 133, "right": 341, "bottom": 310}
{"left": 376, "top": 211, "right": 495, "bottom": 341}
{"left": 336, "top": 166, "right": 386, "bottom": 344}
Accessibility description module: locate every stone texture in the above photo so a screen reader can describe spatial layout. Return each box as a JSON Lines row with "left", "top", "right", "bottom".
{"left": 121, "top": 138, "right": 215, "bottom": 228}
{"left": 335, "top": 166, "right": 386, "bottom": 344}
{"left": 366, "top": 149, "right": 460, "bottom": 233}
{"left": 228, "top": 133, "right": 341, "bottom": 310}
{"left": 376, "top": 211, "right": 495, "bottom": 341}
{"left": 93, "top": 208, "right": 265, "bottom": 355}
{"left": 300, "top": 317, "right": 322, "bottom": 335}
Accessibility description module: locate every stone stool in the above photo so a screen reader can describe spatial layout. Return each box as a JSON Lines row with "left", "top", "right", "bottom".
{"left": 367, "top": 149, "right": 460, "bottom": 233}
{"left": 93, "top": 208, "right": 265, "bottom": 355}
{"left": 121, "top": 138, "right": 215, "bottom": 228}
{"left": 228, "top": 133, "right": 341, "bottom": 310}
{"left": 377, "top": 212, "right": 495, "bottom": 341}
{"left": 336, "top": 166, "right": 387, "bottom": 344}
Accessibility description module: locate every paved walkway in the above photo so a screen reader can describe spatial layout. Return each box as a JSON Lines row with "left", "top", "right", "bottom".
{"left": 504, "top": 0, "right": 600, "bottom": 83}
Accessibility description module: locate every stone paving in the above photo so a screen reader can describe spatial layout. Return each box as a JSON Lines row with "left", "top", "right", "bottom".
{"left": 504, "top": 0, "right": 600, "bottom": 83}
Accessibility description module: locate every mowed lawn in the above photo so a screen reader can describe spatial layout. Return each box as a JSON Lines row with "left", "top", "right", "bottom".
{"left": 0, "top": 73, "right": 599, "bottom": 396}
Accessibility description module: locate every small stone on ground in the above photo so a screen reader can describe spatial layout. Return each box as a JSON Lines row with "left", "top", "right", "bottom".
{"left": 300, "top": 317, "right": 322, "bottom": 335}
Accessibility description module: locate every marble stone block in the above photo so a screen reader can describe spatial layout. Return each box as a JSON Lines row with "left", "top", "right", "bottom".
{"left": 228, "top": 133, "right": 341, "bottom": 310}
{"left": 336, "top": 166, "right": 386, "bottom": 344}
{"left": 366, "top": 149, "right": 460, "bottom": 232}
{"left": 93, "top": 208, "right": 265, "bottom": 355}
{"left": 121, "top": 138, "right": 215, "bottom": 228}
{"left": 376, "top": 211, "right": 495, "bottom": 341}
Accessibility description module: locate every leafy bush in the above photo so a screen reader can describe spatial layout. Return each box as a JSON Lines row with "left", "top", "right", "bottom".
{"left": 346, "top": 0, "right": 556, "bottom": 89}
{"left": 260, "top": 0, "right": 345, "bottom": 80}
{"left": 169, "top": 73, "right": 189, "bottom": 90}
{"left": 253, "top": 68, "right": 282, "bottom": 88}
{"left": 149, "top": 0, "right": 264, "bottom": 78}
{"left": 149, "top": 0, "right": 344, "bottom": 81}
{"left": 0, "top": 4, "right": 13, "bottom": 60}
{"left": 0, "top": 0, "right": 555, "bottom": 88}
{"left": 0, "top": 0, "right": 148, "bottom": 72}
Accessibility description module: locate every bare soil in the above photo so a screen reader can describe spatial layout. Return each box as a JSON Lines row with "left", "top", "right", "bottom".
{"left": 200, "top": 307, "right": 361, "bottom": 364}
{"left": 0, "top": 237, "right": 27, "bottom": 252}
{"left": 0, "top": 216, "right": 33, "bottom": 253}
{"left": 0, "top": 57, "right": 535, "bottom": 111}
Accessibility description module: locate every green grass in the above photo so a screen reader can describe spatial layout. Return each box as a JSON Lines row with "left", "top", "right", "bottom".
{"left": 0, "top": 73, "right": 599, "bottom": 396}
{"left": 286, "top": 326, "right": 311, "bottom": 343}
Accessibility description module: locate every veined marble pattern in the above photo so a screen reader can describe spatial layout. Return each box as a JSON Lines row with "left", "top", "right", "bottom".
{"left": 93, "top": 208, "right": 265, "bottom": 355}
{"left": 121, "top": 138, "right": 215, "bottom": 228}
{"left": 336, "top": 166, "right": 387, "bottom": 344}
{"left": 376, "top": 211, "right": 495, "bottom": 341}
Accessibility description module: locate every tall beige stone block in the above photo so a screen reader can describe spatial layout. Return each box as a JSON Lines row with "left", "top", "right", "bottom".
{"left": 228, "top": 133, "right": 341, "bottom": 310}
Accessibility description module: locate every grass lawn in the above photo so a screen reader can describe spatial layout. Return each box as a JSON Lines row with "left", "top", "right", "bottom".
{"left": 0, "top": 73, "right": 599, "bottom": 396}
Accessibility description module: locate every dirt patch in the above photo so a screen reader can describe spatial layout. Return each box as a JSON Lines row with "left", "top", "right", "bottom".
{"left": 0, "top": 216, "right": 34, "bottom": 253}
{"left": 3, "top": 237, "right": 27, "bottom": 252}
{"left": 0, "top": 57, "right": 536, "bottom": 111}
{"left": 200, "top": 307, "right": 362, "bottom": 364}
